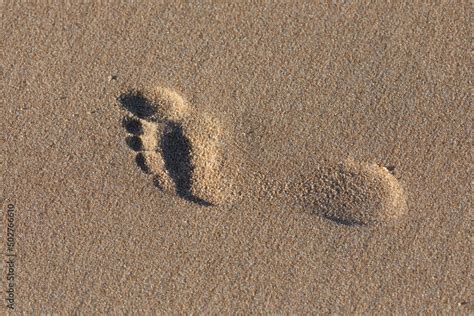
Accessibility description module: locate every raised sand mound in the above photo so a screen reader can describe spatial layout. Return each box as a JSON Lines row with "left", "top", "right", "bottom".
{"left": 298, "top": 159, "right": 407, "bottom": 225}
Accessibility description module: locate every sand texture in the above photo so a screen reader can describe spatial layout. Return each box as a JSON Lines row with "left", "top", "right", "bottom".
{"left": 1, "top": 2, "right": 472, "bottom": 314}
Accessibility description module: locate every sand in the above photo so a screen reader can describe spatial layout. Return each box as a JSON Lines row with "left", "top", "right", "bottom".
{"left": 1, "top": 2, "right": 471, "bottom": 314}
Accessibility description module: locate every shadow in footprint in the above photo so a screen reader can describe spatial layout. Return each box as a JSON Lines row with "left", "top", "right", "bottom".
{"left": 161, "top": 123, "right": 212, "bottom": 206}
{"left": 122, "top": 117, "right": 143, "bottom": 135}
{"left": 322, "top": 214, "right": 364, "bottom": 226}
{"left": 119, "top": 92, "right": 156, "bottom": 119}
{"left": 135, "top": 153, "right": 150, "bottom": 174}
{"left": 125, "top": 136, "right": 143, "bottom": 151}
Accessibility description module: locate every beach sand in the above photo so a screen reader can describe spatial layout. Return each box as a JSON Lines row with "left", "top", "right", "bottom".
{"left": 1, "top": 2, "right": 471, "bottom": 314}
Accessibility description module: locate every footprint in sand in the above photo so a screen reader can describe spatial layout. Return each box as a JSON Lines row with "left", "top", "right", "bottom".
{"left": 118, "top": 86, "right": 407, "bottom": 225}
{"left": 119, "top": 87, "right": 233, "bottom": 206}
{"left": 292, "top": 159, "right": 408, "bottom": 226}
